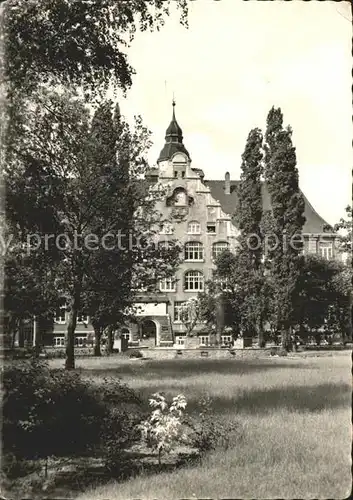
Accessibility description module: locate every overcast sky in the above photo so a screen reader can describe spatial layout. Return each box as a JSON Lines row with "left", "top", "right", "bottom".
{"left": 117, "top": 0, "right": 351, "bottom": 226}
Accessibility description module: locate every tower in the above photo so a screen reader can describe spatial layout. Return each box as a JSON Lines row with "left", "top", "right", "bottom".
{"left": 157, "top": 100, "right": 191, "bottom": 163}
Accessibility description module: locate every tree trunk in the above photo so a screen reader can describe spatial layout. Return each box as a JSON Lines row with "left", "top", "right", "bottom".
{"left": 93, "top": 327, "right": 102, "bottom": 357}
{"left": 281, "top": 328, "right": 290, "bottom": 351}
{"left": 8, "top": 315, "right": 18, "bottom": 349}
{"left": 215, "top": 294, "right": 224, "bottom": 346}
{"left": 257, "top": 314, "right": 265, "bottom": 348}
{"left": 32, "top": 316, "right": 40, "bottom": 357}
{"left": 11, "top": 327, "right": 16, "bottom": 349}
{"left": 158, "top": 448, "right": 162, "bottom": 467}
{"left": 18, "top": 320, "right": 24, "bottom": 348}
{"left": 106, "top": 325, "right": 114, "bottom": 355}
{"left": 65, "top": 282, "right": 81, "bottom": 370}
{"left": 210, "top": 328, "right": 217, "bottom": 347}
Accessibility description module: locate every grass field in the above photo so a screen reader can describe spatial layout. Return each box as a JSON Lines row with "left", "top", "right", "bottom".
{"left": 51, "top": 353, "right": 351, "bottom": 499}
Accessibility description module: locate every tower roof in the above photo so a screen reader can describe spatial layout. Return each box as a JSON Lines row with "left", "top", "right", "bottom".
{"left": 158, "top": 100, "right": 191, "bottom": 162}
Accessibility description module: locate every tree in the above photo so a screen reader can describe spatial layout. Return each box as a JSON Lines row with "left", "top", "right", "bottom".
{"left": 327, "top": 262, "right": 352, "bottom": 344}
{"left": 334, "top": 205, "right": 352, "bottom": 255}
{"left": 234, "top": 128, "right": 265, "bottom": 345}
{"left": 211, "top": 251, "right": 243, "bottom": 339}
{"left": 294, "top": 255, "right": 338, "bottom": 341}
{"left": 2, "top": 0, "right": 188, "bottom": 96}
{"left": 178, "top": 296, "right": 207, "bottom": 339}
{"left": 138, "top": 393, "right": 187, "bottom": 467}
{"left": 264, "top": 107, "right": 306, "bottom": 350}
{"left": 4, "top": 90, "right": 180, "bottom": 368}
{"left": 3, "top": 235, "right": 59, "bottom": 349}
{"left": 293, "top": 255, "right": 352, "bottom": 345}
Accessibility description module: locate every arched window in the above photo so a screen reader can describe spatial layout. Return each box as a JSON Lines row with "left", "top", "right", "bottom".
{"left": 160, "top": 276, "right": 176, "bottom": 292}
{"left": 187, "top": 221, "right": 201, "bottom": 234}
{"left": 184, "top": 242, "right": 204, "bottom": 261}
{"left": 184, "top": 270, "right": 204, "bottom": 291}
{"left": 121, "top": 328, "right": 131, "bottom": 341}
{"left": 212, "top": 241, "right": 230, "bottom": 260}
{"left": 175, "top": 190, "right": 187, "bottom": 206}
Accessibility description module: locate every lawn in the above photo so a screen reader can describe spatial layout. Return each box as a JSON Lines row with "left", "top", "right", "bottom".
{"left": 51, "top": 353, "right": 351, "bottom": 499}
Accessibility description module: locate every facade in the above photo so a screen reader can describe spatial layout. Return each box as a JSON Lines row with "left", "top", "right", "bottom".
{"left": 124, "top": 102, "right": 339, "bottom": 349}
{"left": 40, "top": 102, "right": 338, "bottom": 349}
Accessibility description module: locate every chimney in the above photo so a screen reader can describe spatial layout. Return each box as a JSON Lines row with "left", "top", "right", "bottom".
{"left": 224, "top": 171, "right": 230, "bottom": 195}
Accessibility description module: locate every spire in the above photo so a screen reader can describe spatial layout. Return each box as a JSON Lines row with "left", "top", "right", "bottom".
{"left": 158, "top": 100, "right": 190, "bottom": 162}
{"left": 172, "top": 97, "right": 176, "bottom": 119}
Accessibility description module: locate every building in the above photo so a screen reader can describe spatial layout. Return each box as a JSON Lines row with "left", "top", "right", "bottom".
{"left": 41, "top": 102, "right": 339, "bottom": 350}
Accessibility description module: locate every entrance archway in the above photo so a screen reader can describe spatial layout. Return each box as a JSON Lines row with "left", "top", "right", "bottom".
{"left": 140, "top": 319, "right": 157, "bottom": 346}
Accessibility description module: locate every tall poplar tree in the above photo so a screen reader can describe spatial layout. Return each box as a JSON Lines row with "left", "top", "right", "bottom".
{"left": 264, "top": 107, "right": 306, "bottom": 350}
{"left": 234, "top": 128, "right": 265, "bottom": 344}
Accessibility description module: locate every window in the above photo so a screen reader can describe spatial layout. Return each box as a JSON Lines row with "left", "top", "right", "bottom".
{"left": 174, "top": 301, "right": 187, "bottom": 322}
{"left": 74, "top": 336, "right": 87, "bottom": 347}
{"left": 160, "top": 276, "right": 176, "bottom": 292}
{"left": 184, "top": 242, "right": 204, "bottom": 261}
{"left": 55, "top": 306, "right": 66, "bottom": 324}
{"left": 187, "top": 221, "right": 201, "bottom": 234}
{"left": 207, "top": 223, "right": 216, "bottom": 233}
{"left": 174, "top": 171, "right": 178, "bottom": 178}
{"left": 175, "top": 190, "right": 187, "bottom": 206}
{"left": 221, "top": 335, "right": 232, "bottom": 345}
{"left": 54, "top": 336, "right": 65, "bottom": 347}
{"left": 176, "top": 336, "right": 185, "bottom": 346}
{"left": 184, "top": 270, "right": 204, "bottom": 291}
{"left": 121, "top": 328, "right": 131, "bottom": 341}
{"left": 77, "top": 311, "right": 88, "bottom": 323}
{"left": 212, "top": 241, "right": 230, "bottom": 260}
{"left": 161, "top": 222, "right": 173, "bottom": 234}
{"left": 181, "top": 171, "right": 185, "bottom": 178}
{"left": 319, "top": 243, "right": 333, "bottom": 260}
{"left": 199, "top": 335, "right": 210, "bottom": 346}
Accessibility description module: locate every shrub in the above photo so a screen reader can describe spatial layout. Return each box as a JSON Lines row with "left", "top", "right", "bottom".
{"left": 188, "top": 395, "right": 238, "bottom": 457}
{"left": 138, "top": 393, "right": 188, "bottom": 466}
{"left": 43, "top": 348, "right": 66, "bottom": 359}
{"left": 2, "top": 359, "right": 143, "bottom": 470}
{"left": 278, "top": 348, "right": 288, "bottom": 357}
{"left": 129, "top": 350, "right": 143, "bottom": 359}
{"left": 4, "top": 347, "right": 36, "bottom": 360}
{"left": 1, "top": 453, "right": 41, "bottom": 479}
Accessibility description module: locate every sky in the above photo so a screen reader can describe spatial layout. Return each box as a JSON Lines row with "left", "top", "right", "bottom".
{"left": 116, "top": 0, "right": 352, "bottom": 226}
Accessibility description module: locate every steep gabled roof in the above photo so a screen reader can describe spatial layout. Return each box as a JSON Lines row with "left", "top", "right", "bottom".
{"left": 204, "top": 180, "right": 331, "bottom": 234}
